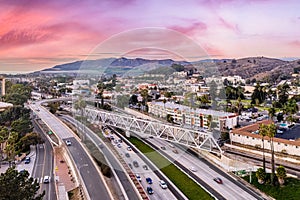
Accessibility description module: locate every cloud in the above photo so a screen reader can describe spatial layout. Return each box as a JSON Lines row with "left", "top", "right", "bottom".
{"left": 218, "top": 17, "right": 240, "bottom": 34}
{"left": 169, "top": 21, "right": 207, "bottom": 35}
{"left": 289, "top": 40, "right": 300, "bottom": 47}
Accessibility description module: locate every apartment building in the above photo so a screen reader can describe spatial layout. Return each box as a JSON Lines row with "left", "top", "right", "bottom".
{"left": 147, "top": 101, "right": 238, "bottom": 130}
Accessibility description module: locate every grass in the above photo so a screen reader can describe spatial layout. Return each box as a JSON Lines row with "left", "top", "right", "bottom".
{"left": 128, "top": 137, "right": 213, "bottom": 200}
{"left": 242, "top": 174, "right": 300, "bottom": 200}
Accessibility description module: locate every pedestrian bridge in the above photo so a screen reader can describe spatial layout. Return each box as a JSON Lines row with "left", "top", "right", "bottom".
{"left": 80, "top": 107, "right": 223, "bottom": 154}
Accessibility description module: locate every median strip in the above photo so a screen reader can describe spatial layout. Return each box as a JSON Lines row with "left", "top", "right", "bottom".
{"left": 127, "top": 137, "right": 213, "bottom": 200}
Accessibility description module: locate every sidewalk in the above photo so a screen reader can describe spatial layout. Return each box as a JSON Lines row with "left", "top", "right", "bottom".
{"left": 54, "top": 147, "right": 76, "bottom": 199}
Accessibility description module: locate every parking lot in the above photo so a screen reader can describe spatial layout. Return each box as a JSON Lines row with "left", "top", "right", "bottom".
{"left": 276, "top": 124, "right": 300, "bottom": 140}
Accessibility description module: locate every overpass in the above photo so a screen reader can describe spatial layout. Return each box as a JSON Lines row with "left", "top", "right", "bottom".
{"left": 80, "top": 107, "right": 223, "bottom": 154}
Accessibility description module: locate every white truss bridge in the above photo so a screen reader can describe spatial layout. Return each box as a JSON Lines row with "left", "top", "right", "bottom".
{"left": 80, "top": 107, "right": 223, "bottom": 154}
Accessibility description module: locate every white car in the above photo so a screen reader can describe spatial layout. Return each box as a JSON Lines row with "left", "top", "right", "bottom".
{"left": 66, "top": 140, "right": 72, "bottom": 146}
{"left": 136, "top": 174, "right": 141, "bottom": 182}
{"left": 190, "top": 166, "right": 197, "bottom": 172}
{"left": 159, "top": 180, "right": 168, "bottom": 189}
{"left": 43, "top": 176, "right": 50, "bottom": 183}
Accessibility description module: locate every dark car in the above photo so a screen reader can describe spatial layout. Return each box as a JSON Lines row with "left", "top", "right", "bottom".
{"left": 147, "top": 187, "right": 154, "bottom": 194}
{"left": 213, "top": 177, "right": 223, "bottom": 184}
{"left": 146, "top": 177, "right": 153, "bottom": 184}
{"left": 133, "top": 161, "right": 139, "bottom": 168}
{"left": 24, "top": 157, "right": 31, "bottom": 164}
{"left": 125, "top": 153, "right": 130, "bottom": 158}
{"left": 143, "top": 165, "right": 148, "bottom": 170}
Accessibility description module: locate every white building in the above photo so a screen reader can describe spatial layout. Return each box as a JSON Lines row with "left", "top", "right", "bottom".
{"left": 148, "top": 101, "right": 237, "bottom": 130}
{"left": 230, "top": 120, "right": 300, "bottom": 156}
{"left": 222, "top": 75, "right": 245, "bottom": 85}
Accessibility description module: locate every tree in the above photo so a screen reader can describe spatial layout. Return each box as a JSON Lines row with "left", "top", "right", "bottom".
{"left": 276, "top": 165, "right": 286, "bottom": 185}
{"left": 268, "top": 106, "right": 276, "bottom": 121}
{"left": 259, "top": 124, "right": 268, "bottom": 172}
{"left": 0, "top": 167, "right": 44, "bottom": 200}
{"left": 97, "top": 82, "right": 106, "bottom": 108}
{"left": 251, "top": 83, "right": 266, "bottom": 105}
{"left": 4, "top": 84, "right": 32, "bottom": 106}
{"left": 17, "top": 132, "right": 44, "bottom": 153}
{"left": 277, "top": 84, "right": 290, "bottom": 107}
{"left": 256, "top": 168, "right": 266, "bottom": 184}
{"left": 4, "top": 131, "right": 18, "bottom": 166}
{"left": 266, "top": 123, "right": 277, "bottom": 185}
{"left": 11, "top": 117, "right": 33, "bottom": 137}
{"left": 74, "top": 97, "right": 87, "bottom": 116}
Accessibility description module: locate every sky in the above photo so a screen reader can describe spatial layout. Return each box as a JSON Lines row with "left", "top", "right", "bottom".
{"left": 0, "top": 0, "right": 299, "bottom": 73}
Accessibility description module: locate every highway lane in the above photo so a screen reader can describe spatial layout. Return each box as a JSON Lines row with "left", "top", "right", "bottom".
{"left": 147, "top": 138, "right": 262, "bottom": 200}
{"left": 111, "top": 134, "right": 178, "bottom": 200}
{"left": 61, "top": 115, "right": 140, "bottom": 200}
{"left": 32, "top": 119, "right": 56, "bottom": 200}
{"left": 62, "top": 137, "right": 112, "bottom": 200}
{"left": 29, "top": 103, "right": 112, "bottom": 200}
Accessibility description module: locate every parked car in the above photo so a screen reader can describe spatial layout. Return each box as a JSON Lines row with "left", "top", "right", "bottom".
{"left": 213, "top": 177, "right": 223, "bottom": 184}
{"left": 117, "top": 143, "right": 121, "bottom": 148}
{"left": 159, "top": 180, "right": 168, "bottom": 189}
{"left": 161, "top": 146, "right": 166, "bottom": 150}
{"left": 172, "top": 149, "right": 178, "bottom": 154}
{"left": 24, "top": 157, "right": 31, "bottom": 164}
{"left": 136, "top": 174, "right": 141, "bottom": 182}
{"left": 133, "top": 161, "right": 139, "bottom": 168}
{"left": 127, "top": 146, "right": 132, "bottom": 151}
{"left": 43, "top": 176, "right": 50, "bottom": 183}
{"left": 147, "top": 186, "right": 154, "bottom": 194}
{"left": 66, "top": 140, "right": 72, "bottom": 146}
{"left": 125, "top": 153, "right": 130, "bottom": 158}
{"left": 146, "top": 177, "right": 153, "bottom": 184}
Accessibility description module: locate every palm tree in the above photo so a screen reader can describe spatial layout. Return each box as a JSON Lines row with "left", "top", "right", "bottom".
{"left": 259, "top": 124, "right": 267, "bottom": 172}
{"left": 266, "top": 123, "right": 277, "bottom": 185}
{"left": 276, "top": 165, "right": 286, "bottom": 185}
{"left": 268, "top": 106, "right": 276, "bottom": 121}
{"left": 97, "top": 82, "right": 105, "bottom": 108}
{"left": 74, "top": 97, "right": 87, "bottom": 117}
{"left": 256, "top": 167, "right": 266, "bottom": 184}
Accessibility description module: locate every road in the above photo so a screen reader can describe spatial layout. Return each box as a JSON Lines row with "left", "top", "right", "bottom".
{"left": 61, "top": 115, "right": 140, "bottom": 200}
{"left": 146, "top": 138, "right": 264, "bottom": 200}
{"left": 29, "top": 102, "right": 112, "bottom": 200}
{"left": 110, "top": 133, "right": 178, "bottom": 200}
{"left": 32, "top": 119, "right": 56, "bottom": 200}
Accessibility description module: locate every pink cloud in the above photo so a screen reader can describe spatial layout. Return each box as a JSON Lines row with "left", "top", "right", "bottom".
{"left": 169, "top": 21, "right": 207, "bottom": 35}
{"left": 289, "top": 40, "right": 300, "bottom": 47}
{"left": 218, "top": 17, "right": 240, "bottom": 34}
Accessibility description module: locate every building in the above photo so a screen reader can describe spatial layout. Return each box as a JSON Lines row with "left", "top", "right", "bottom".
{"left": 0, "top": 102, "right": 13, "bottom": 112}
{"left": 230, "top": 120, "right": 300, "bottom": 156}
{"left": 222, "top": 75, "right": 245, "bottom": 85}
{"left": 147, "top": 101, "right": 238, "bottom": 130}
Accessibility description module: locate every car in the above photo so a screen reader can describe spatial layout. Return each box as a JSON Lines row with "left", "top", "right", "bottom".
{"left": 143, "top": 165, "right": 148, "bottom": 170}
{"left": 127, "top": 146, "right": 132, "bottom": 151}
{"left": 161, "top": 146, "right": 166, "bottom": 150}
{"left": 190, "top": 166, "right": 197, "bottom": 172}
{"left": 118, "top": 139, "right": 122, "bottom": 143}
{"left": 66, "top": 140, "right": 72, "bottom": 146}
{"left": 24, "top": 157, "right": 31, "bottom": 164}
{"left": 147, "top": 186, "right": 154, "bottom": 194}
{"left": 125, "top": 153, "right": 130, "bottom": 158}
{"left": 117, "top": 143, "right": 121, "bottom": 148}
{"left": 133, "top": 161, "right": 139, "bottom": 168}
{"left": 213, "top": 177, "right": 223, "bottom": 184}
{"left": 149, "top": 136, "right": 154, "bottom": 139}
{"left": 146, "top": 177, "right": 153, "bottom": 184}
{"left": 169, "top": 143, "right": 175, "bottom": 148}
{"left": 43, "top": 176, "right": 50, "bottom": 183}
{"left": 136, "top": 174, "right": 141, "bottom": 182}
{"left": 172, "top": 149, "right": 178, "bottom": 154}
{"left": 159, "top": 180, "right": 168, "bottom": 189}
{"left": 277, "top": 129, "right": 284, "bottom": 134}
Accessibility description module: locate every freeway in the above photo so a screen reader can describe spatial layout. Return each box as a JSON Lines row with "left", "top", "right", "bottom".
{"left": 32, "top": 119, "right": 56, "bottom": 200}
{"left": 61, "top": 115, "right": 141, "bottom": 200}
{"left": 146, "top": 138, "right": 264, "bottom": 200}
{"left": 28, "top": 102, "right": 112, "bottom": 200}
{"left": 110, "top": 133, "right": 179, "bottom": 200}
